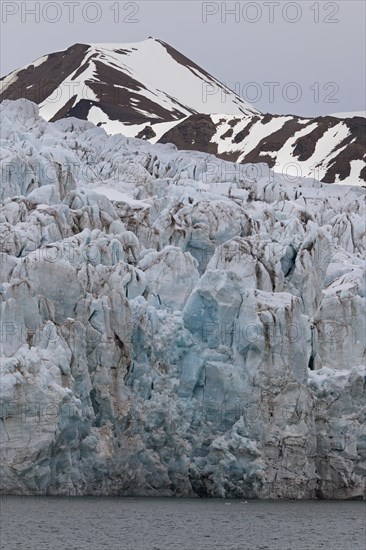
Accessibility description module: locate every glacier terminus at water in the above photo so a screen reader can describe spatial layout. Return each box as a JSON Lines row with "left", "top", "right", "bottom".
{"left": 0, "top": 100, "right": 365, "bottom": 499}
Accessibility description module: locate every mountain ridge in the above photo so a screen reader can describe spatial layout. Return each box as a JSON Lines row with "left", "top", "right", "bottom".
{"left": 1, "top": 39, "right": 365, "bottom": 185}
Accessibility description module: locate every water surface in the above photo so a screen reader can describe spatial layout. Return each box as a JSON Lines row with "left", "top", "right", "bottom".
{"left": 1, "top": 496, "right": 365, "bottom": 549}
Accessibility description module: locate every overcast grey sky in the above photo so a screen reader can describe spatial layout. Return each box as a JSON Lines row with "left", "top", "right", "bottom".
{"left": 1, "top": 0, "right": 365, "bottom": 116}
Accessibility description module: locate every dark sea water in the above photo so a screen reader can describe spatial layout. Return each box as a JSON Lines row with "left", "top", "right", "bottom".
{"left": 0, "top": 496, "right": 365, "bottom": 550}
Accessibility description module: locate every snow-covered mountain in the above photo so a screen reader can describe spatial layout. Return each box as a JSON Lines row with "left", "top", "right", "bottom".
{"left": 159, "top": 113, "right": 366, "bottom": 185}
{"left": 0, "top": 39, "right": 257, "bottom": 134}
{"left": 1, "top": 39, "right": 365, "bottom": 185}
{"left": 1, "top": 100, "right": 365, "bottom": 499}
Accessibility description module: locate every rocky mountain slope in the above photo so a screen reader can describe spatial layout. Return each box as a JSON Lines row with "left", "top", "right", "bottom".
{"left": 1, "top": 40, "right": 365, "bottom": 185}
{"left": 0, "top": 40, "right": 257, "bottom": 133}
{"left": 0, "top": 99, "right": 365, "bottom": 499}
{"left": 159, "top": 113, "right": 366, "bottom": 185}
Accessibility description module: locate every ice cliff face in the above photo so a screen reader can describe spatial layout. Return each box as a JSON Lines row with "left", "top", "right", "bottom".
{"left": 0, "top": 100, "right": 365, "bottom": 499}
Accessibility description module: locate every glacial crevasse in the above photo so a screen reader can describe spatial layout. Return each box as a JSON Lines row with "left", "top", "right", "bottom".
{"left": 0, "top": 100, "right": 365, "bottom": 499}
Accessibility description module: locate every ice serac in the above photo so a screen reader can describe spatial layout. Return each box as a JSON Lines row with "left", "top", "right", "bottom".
{"left": 0, "top": 100, "right": 365, "bottom": 499}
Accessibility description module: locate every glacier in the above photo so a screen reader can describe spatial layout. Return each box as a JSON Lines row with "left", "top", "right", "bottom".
{"left": 0, "top": 99, "right": 365, "bottom": 499}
